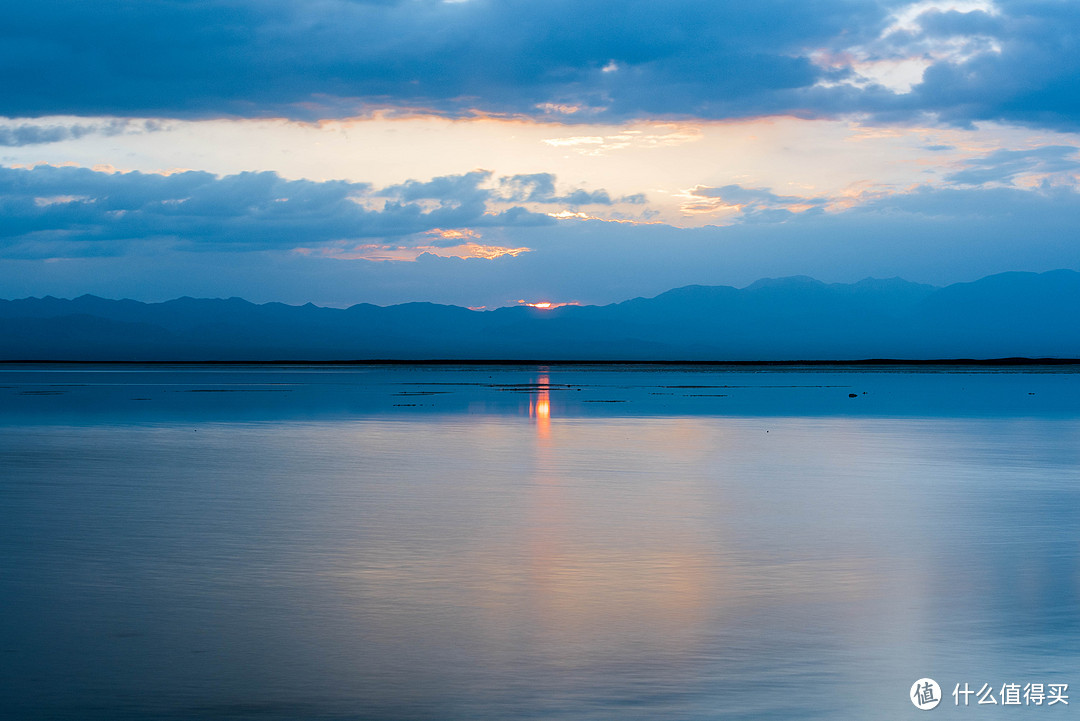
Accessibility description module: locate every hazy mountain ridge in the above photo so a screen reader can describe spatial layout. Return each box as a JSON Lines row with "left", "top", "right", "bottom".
{"left": 1, "top": 270, "right": 1078, "bottom": 360}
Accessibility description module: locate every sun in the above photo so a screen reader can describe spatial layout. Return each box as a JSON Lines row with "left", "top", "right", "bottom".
{"left": 517, "top": 300, "right": 581, "bottom": 310}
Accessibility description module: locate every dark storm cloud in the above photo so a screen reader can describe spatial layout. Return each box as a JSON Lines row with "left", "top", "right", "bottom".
{"left": 0, "top": 165, "right": 554, "bottom": 258}
{"left": 0, "top": 0, "right": 882, "bottom": 121}
{"left": 8, "top": 1, "right": 1080, "bottom": 129}
{"left": 7, "top": 1, "right": 1080, "bottom": 129}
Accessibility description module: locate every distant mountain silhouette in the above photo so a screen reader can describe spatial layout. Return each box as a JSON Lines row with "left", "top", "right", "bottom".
{"left": 2, "top": 270, "right": 1079, "bottom": 360}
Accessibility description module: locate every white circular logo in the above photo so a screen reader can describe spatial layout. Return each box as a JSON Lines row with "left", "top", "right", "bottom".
{"left": 911, "top": 678, "right": 942, "bottom": 710}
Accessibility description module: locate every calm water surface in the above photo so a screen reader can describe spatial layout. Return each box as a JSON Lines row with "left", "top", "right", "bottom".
{"left": 2, "top": 364, "right": 1079, "bottom": 719}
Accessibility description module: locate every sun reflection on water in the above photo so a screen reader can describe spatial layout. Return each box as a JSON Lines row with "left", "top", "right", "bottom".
{"left": 529, "top": 370, "right": 551, "bottom": 439}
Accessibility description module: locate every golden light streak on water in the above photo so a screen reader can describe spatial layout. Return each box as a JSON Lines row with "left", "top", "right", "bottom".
{"left": 530, "top": 370, "right": 551, "bottom": 440}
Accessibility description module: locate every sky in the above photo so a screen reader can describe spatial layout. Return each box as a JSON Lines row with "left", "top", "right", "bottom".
{"left": 2, "top": 0, "right": 1080, "bottom": 308}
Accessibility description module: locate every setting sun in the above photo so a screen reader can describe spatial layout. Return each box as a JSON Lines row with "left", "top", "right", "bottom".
{"left": 518, "top": 300, "right": 582, "bottom": 310}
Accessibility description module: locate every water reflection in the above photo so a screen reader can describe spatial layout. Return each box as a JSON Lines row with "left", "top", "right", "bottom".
{"left": 528, "top": 368, "right": 552, "bottom": 439}
{"left": 2, "top": 367, "right": 1080, "bottom": 720}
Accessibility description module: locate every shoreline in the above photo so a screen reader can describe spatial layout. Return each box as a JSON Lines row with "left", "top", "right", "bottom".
{"left": 3, "top": 357, "right": 1080, "bottom": 367}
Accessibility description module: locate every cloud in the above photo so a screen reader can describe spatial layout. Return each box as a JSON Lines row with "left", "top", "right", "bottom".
{"left": 498, "top": 173, "right": 643, "bottom": 206}
{"left": 0, "top": 118, "right": 158, "bottom": 146}
{"left": 540, "top": 126, "right": 704, "bottom": 154}
{"left": 0, "top": 165, "right": 555, "bottom": 258}
{"left": 23, "top": 0, "right": 1080, "bottom": 128}
{"left": 10, "top": 1, "right": 1080, "bottom": 130}
{"left": 378, "top": 170, "right": 645, "bottom": 210}
{"left": 379, "top": 171, "right": 492, "bottom": 203}
{"left": 681, "top": 184, "right": 828, "bottom": 220}
{"left": 860, "top": 1, "right": 1080, "bottom": 131}
{"left": 5, "top": 168, "right": 1079, "bottom": 308}
{"left": 944, "top": 145, "right": 1080, "bottom": 186}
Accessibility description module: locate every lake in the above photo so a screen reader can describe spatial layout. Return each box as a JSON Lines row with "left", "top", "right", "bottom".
{"left": 2, "top": 363, "right": 1079, "bottom": 719}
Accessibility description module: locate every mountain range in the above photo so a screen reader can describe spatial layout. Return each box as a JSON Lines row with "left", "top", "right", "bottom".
{"left": 2, "top": 270, "right": 1079, "bottom": 361}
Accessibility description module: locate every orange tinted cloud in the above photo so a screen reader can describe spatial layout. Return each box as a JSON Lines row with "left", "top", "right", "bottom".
{"left": 294, "top": 241, "right": 531, "bottom": 261}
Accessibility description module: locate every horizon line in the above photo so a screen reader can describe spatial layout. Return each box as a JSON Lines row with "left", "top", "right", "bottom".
{"left": 4, "top": 358, "right": 1080, "bottom": 367}
{"left": 5, "top": 268, "right": 1078, "bottom": 311}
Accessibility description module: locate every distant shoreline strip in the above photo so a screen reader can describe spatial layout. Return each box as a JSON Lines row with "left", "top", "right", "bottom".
{"left": 2, "top": 358, "right": 1080, "bottom": 367}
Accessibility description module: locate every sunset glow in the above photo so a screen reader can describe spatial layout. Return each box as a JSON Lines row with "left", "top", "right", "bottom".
{"left": 294, "top": 242, "right": 532, "bottom": 262}
{"left": 518, "top": 300, "right": 581, "bottom": 310}
{"left": 0, "top": 0, "right": 1077, "bottom": 310}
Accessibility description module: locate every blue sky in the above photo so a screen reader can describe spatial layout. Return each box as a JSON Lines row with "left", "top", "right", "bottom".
{"left": 2, "top": 0, "right": 1080, "bottom": 307}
